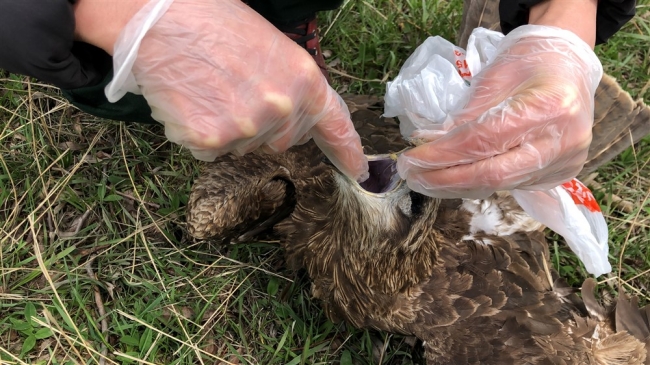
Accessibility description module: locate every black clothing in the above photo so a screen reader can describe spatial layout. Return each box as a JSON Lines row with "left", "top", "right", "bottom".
{"left": 0, "top": 0, "right": 108, "bottom": 89}
{"left": 499, "top": 0, "right": 636, "bottom": 45}
{"left": 0, "top": 0, "right": 638, "bottom": 124}
{"left": 0, "top": 0, "right": 156, "bottom": 123}
{"left": 245, "top": 0, "right": 343, "bottom": 24}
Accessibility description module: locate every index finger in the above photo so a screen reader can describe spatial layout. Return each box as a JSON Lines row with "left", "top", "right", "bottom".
{"left": 310, "top": 92, "right": 369, "bottom": 182}
{"left": 401, "top": 89, "right": 566, "bottom": 173}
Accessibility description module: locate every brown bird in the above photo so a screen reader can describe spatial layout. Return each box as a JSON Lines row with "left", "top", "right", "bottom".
{"left": 186, "top": 84, "right": 650, "bottom": 364}
{"left": 186, "top": 2, "right": 650, "bottom": 362}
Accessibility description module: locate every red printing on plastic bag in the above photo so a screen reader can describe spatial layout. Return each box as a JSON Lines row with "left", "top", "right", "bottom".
{"left": 561, "top": 179, "right": 601, "bottom": 213}
{"left": 453, "top": 49, "right": 472, "bottom": 80}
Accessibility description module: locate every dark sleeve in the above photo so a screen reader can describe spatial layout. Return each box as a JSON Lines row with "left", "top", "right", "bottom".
{"left": 0, "top": 0, "right": 110, "bottom": 89}
{"left": 499, "top": 0, "right": 637, "bottom": 45}
{"left": 0, "top": 0, "right": 157, "bottom": 123}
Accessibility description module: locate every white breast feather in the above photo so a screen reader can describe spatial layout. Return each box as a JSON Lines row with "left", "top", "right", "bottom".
{"left": 461, "top": 196, "right": 543, "bottom": 243}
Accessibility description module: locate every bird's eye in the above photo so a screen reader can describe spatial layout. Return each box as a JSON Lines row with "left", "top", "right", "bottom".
{"left": 398, "top": 191, "right": 425, "bottom": 218}
{"left": 409, "top": 191, "right": 424, "bottom": 217}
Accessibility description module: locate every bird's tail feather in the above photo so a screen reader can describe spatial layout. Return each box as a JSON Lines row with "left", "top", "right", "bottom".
{"left": 581, "top": 278, "right": 649, "bottom": 365}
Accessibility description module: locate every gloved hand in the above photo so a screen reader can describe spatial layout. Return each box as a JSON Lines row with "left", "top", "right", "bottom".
{"left": 397, "top": 25, "right": 603, "bottom": 198}
{"left": 104, "top": 0, "right": 369, "bottom": 182}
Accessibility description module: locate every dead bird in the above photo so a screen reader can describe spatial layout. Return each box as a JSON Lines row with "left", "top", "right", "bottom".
{"left": 186, "top": 85, "right": 650, "bottom": 364}
{"left": 187, "top": 0, "right": 650, "bottom": 361}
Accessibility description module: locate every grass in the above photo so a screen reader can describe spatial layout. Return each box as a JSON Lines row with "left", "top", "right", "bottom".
{"left": 1, "top": 0, "right": 649, "bottom": 363}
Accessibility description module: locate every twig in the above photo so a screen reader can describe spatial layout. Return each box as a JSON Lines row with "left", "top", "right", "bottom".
{"left": 361, "top": 0, "right": 387, "bottom": 20}
{"left": 326, "top": 67, "right": 389, "bottom": 83}
{"left": 77, "top": 244, "right": 113, "bottom": 257}
{"left": 323, "top": 0, "right": 350, "bottom": 39}
{"left": 116, "top": 191, "right": 161, "bottom": 209}
{"left": 85, "top": 256, "right": 109, "bottom": 365}
{"left": 58, "top": 208, "right": 93, "bottom": 238}
{"left": 586, "top": 180, "right": 635, "bottom": 214}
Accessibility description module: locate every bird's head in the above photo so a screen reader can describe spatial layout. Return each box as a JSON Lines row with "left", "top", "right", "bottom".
{"left": 324, "top": 153, "right": 442, "bottom": 248}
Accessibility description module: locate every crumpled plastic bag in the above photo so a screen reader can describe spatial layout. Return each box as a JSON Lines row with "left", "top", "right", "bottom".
{"left": 384, "top": 30, "right": 504, "bottom": 138}
{"left": 384, "top": 27, "right": 611, "bottom": 277}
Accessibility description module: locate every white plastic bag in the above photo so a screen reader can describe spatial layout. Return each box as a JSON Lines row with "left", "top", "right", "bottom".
{"left": 384, "top": 28, "right": 504, "bottom": 138}
{"left": 511, "top": 182, "right": 610, "bottom": 276}
{"left": 384, "top": 27, "right": 611, "bottom": 276}
{"left": 383, "top": 37, "right": 472, "bottom": 137}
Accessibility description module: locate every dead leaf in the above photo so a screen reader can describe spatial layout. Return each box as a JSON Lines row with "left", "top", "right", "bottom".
{"left": 227, "top": 347, "right": 244, "bottom": 364}
{"left": 103, "top": 283, "right": 116, "bottom": 301}
{"left": 403, "top": 335, "right": 418, "bottom": 347}
{"left": 330, "top": 337, "right": 343, "bottom": 351}
{"left": 38, "top": 338, "right": 55, "bottom": 352}
{"left": 57, "top": 141, "right": 84, "bottom": 151}
{"left": 327, "top": 58, "right": 341, "bottom": 68}
{"left": 96, "top": 151, "right": 112, "bottom": 159}
{"left": 73, "top": 116, "right": 83, "bottom": 136}
{"left": 82, "top": 156, "right": 99, "bottom": 164}
{"left": 12, "top": 132, "right": 26, "bottom": 141}
{"left": 31, "top": 91, "right": 46, "bottom": 100}
{"left": 371, "top": 336, "right": 386, "bottom": 364}
{"left": 181, "top": 306, "right": 193, "bottom": 319}
{"left": 203, "top": 339, "right": 217, "bottom": 355}
{"left": 58, "top": 209, "right": 93, "bottom": 238}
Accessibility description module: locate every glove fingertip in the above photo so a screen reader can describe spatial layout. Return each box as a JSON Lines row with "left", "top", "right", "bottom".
{"left": 318, "top": 140, "right": 369, "bottom": 182}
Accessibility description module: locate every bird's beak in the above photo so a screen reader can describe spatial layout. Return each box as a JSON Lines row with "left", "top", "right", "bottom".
{"left": 324, "top": 153, "right": 406, "bottom": 196}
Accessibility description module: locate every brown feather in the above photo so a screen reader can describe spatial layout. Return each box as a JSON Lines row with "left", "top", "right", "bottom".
{"left": 615, "top": 288, "right": 650, "bottom": 365}
{"left": 186, "top": 155, "right": 295, "bottom": 241}
{"left": 580, "top": 74, "right": 650, "bottom": 178}
{"left": 616, "top": 289, "right": 650, "bottom": 341}
{"left": 582, "top": 278, "right": 608, "bottom": 321}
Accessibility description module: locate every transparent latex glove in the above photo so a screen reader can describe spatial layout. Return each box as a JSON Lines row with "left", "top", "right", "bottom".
{"left": 397, "top": 25, "right": 603, "bottom": 198}
{"left": 105, "top": 0, "right": 369, "bottom": 182}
